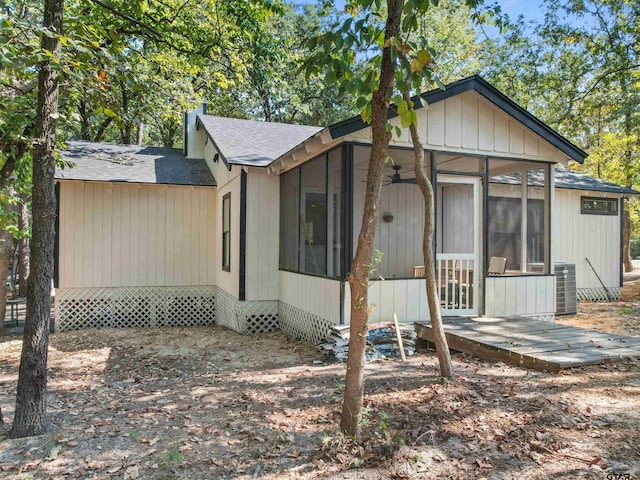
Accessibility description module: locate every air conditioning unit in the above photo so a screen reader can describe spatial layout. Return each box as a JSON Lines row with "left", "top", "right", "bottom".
{"left": 555, "top": 263, "right": 577, "bottom": 315}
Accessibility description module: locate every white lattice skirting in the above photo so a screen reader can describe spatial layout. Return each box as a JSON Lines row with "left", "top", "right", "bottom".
{"left": 55, "top": 286, "right": 217, "bottom": 331}
{"left": 55, "top": 286, "right": 280, "bottom": 333}
{"left": 212, "top": 287, "right": 279, "bottom": 335}
{"left": 577, "top": 287, "right": 621, "bottom": 302}
{"left": 278, "top": 302, "right": 334, "bottom": 345}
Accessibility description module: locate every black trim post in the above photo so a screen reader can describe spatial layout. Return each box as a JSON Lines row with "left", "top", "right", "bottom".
{"left": 325, "top": 153, "right": 329, "bottom": 276}
{"left": 340, "top": 143, "right": 354, "bottom": 324}
{"left": 546, "top": 164, "right": 552, "bottom": 275}
{"left": 344, "top": 143, "right": 354, "bottom": 280}
{"left": 620, "top": 197, "right": 625, "bottom": 288}
{"left": 482, "top": 157, "right": 490, "bottom": 275}
{"left": 53, "top": 182, "right": 60, "bottom": 288}
{"left": 481, "top": 157, "right": 489, "bottom": 316}
{"left": 239, "top": 170, "right": 247, "bottom": 301}
{"left": 183, "top": 111, "right": 188, "bottom": 157}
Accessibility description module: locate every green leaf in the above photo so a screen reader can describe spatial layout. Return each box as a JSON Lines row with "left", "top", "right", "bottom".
{"left": 400, "top": 112, "right": 412, "bottom": 128}
{"left": 417, "top": 49, "right": 431, "bottom": 65}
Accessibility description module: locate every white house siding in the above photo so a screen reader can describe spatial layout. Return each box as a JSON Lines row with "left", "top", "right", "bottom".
{"left": 213, "top": 174, "right": 241, "bottom": 299}
{"left": 58, "top": 181, "right": 216, "bottom": 288}
{"left": 485, "top": 275, "right": 556, "bottom": 320}
{"left": 245, "top": 168, "right": 280, "bottom": 301}
{"left": 205, "top": 140, "right": 240, "bottom": 189}
{"left": 553, "top": 188, "right": 622, "bottom": 300}
{"left": 202, "top": 139, "right": 242, "bottom": 300}
{"left": 56, "top": 180, "right": 217, "bottom": 331}
{"left": 343, "top": 280, "right": 430, "bottom": 325}
{"left": 345, "top": 91, "right": 565, "bottom": 164}
{"left": 278, "top": 271, "right": 341, "bottom": 343}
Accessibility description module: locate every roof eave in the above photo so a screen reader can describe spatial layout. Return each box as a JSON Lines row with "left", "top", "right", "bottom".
{"left": 196, "top": 116, "right": 232, "bottom": 171}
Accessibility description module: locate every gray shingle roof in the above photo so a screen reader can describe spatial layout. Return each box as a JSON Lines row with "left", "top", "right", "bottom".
{"left": 55, "top": 141, "right": 216, "bottom": 186}
{"left": 492, "top": 167, "right": 639, "bottom": 195}
{"left": 197, "top": 115, "right": 323, "bottom": 167}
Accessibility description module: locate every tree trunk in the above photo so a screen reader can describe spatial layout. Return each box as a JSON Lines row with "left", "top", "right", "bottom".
{"left": 0, "top": 187, "right": 18, "bottom": 334}
{"left": 136, "top": 120, "right": 144, "bottom": 145}
{"left": 341, "top": 0, "right": 403, "bottom": 438}
{"left": 404, "top": 94, "right": 453, "bottom": 379}
{"left": 93, "top": 117, "right": 113, "bottom": 142}
{"left": 621, "top": 78, "right": 634, "bottom": 273}
{"left": 18, "top": 195, "right": 29, "bottom": 297}
{"left": 10, "top": 0, "right": 63, "bottom": 439}
{"left": 79, "top": 99, "right": 91, "bottom": 141}
{"left": 260, "top": 89, "right": 272, "bottom": 122}
{"left": 624, "top": 204, "right": 633, "bottom": 272}
{"left": 0, "top": 225, "right": 14, "bottom": 336}
{"left": 119, "top": 78, "right": 132, "bottom": 144}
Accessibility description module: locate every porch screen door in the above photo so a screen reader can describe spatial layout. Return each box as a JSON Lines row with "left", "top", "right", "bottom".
{"left": 436, "top": 175, "right": 480, "bottom": 315}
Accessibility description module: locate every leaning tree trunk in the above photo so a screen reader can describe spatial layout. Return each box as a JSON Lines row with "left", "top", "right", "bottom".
{"left": 404, "top": 94, "right": 453, "bottom": 379}
{"left": 341, "top": 0, "right": 404, "bottom": 438}
{"left": 18, "top": 195, "right": 29, "bottom": 297}
{"left": 11, "top": 0, "right": 63, "bottom": 439}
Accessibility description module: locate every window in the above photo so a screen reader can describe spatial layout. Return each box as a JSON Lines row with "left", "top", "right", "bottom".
{"left": 279, "top": 149, "right": 343, "bottom": 277}
{"left": 581, "top": 197, "right": 618, "bottom": 215}
{"left": 222, "top": 193, "right": 231, "bottom": 271}
{"left": 488, "top": 162, "right": 549, "bottom": 274}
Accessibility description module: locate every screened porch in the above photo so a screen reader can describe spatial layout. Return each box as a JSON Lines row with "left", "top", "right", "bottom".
{"left": 278, "top": 142, "right": 557, "bottom": 325}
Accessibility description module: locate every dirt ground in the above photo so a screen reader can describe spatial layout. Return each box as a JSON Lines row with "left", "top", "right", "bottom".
{"left": 0, "top": 288, "right": 639, "bottom": 479}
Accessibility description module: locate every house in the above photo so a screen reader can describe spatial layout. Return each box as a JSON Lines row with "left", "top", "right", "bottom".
{"left": 53, "top": 75, "right": 638, "bottom": 342}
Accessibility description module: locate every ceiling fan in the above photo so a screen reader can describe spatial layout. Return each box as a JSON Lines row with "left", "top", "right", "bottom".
{"left": 384, "top": 165, "right": 417, "bottom": 186}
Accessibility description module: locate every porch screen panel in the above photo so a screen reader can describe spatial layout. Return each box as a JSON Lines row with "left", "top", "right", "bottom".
{"left": 280, "top": 169, "right": 299, "bottom": 271}
{"left": 300, "top": 156, "right": 327, "bottom": 275}
{"left": 488, "top": 161, "right": 548, "bottom": 274}
{"left": 327, "top": 149, "right": 342, "bottom": 277}
{"left": 526, "top": 169, "right": 546, "bottom": 272}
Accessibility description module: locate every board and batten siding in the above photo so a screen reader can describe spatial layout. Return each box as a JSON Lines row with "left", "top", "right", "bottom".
{"left": 279, "top": 271, "right": 341, "bottom": 324}
{"left": 245, "top": 168, "right": 280, "bottom": 301}
{"left": 553, "top": 189, "right": 621, "bottom": 289}
{"left": 343, "top": 280, "right": 431, "bottom": 324}
{"left": 485, "top": 276, "right": 556, "bottom": 318}
{"left": 58, "top": 180, "right": 216, "bottom": 288}
{"left": 214, "top": 174, "right": 241, "bottom": 298}
{"left": 345, "top": 91, "right": 564, "bottom": 164}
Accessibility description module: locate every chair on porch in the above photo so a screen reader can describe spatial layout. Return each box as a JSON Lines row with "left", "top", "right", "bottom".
{"left": 488, "top": 256, "right": 508, "bottom": 275}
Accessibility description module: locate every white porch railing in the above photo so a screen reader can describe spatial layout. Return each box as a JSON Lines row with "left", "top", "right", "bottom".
{"left": 436, "top": 253, "right": 475, "bottom": 313}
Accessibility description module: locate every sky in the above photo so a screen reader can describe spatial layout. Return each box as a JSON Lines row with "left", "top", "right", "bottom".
{"left": 300, "top": 0, "right": 548, "bottom": 25}
{"left": 499, "top": 0, "right": 546, "bottom": 23}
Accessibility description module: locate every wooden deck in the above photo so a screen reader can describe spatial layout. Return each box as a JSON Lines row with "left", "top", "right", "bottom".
{"left": 415, "top": 316, "right": 640, "bottom": 371}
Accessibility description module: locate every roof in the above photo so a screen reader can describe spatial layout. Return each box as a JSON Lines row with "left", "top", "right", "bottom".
{"left": 328, "top": 75, "right": 588, "bottom": 164}
{"left": 55, "top": 141, "right": 216, "bottom": 186}
{"left": 197, "top": 115, "right": 323, "bottom": 168}
{"left": 492, "top": 167, "right": 640, "bottom": 195}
